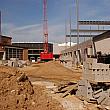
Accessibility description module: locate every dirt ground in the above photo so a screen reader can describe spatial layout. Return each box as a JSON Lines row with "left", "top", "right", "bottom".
{"left": 0, "top": 61, "right": 99, "bottom": 110}
{"left": 20, "top": 61, "right": 99, "bottom": 110}
{"left": 20, "top": 61, "right": 81, "bottom": 84}
{"left": 0, "top": 66, "right": 63, "bottom": 110}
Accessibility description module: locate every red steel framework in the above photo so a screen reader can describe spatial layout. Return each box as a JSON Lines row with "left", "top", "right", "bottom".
{"left": 40, "top": 0, "right": 53, "bottom": 61}
{"left": 43, "top": 0, "right": 48, "bottom": 53}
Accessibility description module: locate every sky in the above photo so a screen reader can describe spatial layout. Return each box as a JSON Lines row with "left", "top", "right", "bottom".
{"left": 0, "top": 0, "right": 110, "bottom": 43}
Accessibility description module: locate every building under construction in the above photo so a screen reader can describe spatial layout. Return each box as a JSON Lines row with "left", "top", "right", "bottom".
{"left": 61, "top": 30, "right": 110, "bottom": 67}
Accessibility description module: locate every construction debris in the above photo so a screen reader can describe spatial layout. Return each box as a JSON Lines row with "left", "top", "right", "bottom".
{"left": 54, "top": 58, "right": 110, "bottom": 109}
{"left": 57, "top": 82, "right": 78, "bottom": 98}
{"left": 1, "top": 58, "right": 31, "bottom": 68}
{"left": 61, "top": 84, "right": 78, "bottom": 98}
{"left": 19, "top": 61, "right": 101, "bottom": 110}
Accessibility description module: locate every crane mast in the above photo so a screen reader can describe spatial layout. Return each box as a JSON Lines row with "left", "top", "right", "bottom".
{"left": 40, "top": 0, "right": 53, "bottom": 61}
{"left": 43, "top": 0, "right": 48, "bottom": 53}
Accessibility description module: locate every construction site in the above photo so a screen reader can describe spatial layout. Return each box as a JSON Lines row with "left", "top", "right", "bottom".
{"left": 0, "top": 0, "right": 110, "bottom": 110}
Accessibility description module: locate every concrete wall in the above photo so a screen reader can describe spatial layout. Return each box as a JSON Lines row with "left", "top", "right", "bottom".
{"left": 53, "top": 44, "right": 66, "bottom": 55}
{"left": 94, "top": 37, "right": 110, "bottom": 54}
{"left": 61, "top": 40, "right": 93, "bottom": 67}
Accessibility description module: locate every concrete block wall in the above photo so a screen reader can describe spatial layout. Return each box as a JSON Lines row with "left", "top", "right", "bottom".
{"left": 83, "top": 58, "right": 110, "bottom": 82}
{"left": 8, "top": 60, "right": 19, "bottom": 67}
{"left": 76, "top": 79, "right": 93, "bottom": 99}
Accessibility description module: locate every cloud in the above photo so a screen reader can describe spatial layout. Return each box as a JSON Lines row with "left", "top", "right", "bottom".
{"left": 12, "top": 24, "right": 43, "bottom": 42}
{"left": 12, "top": 24, "right": 41, "bottom": 32}
{"left": 2, "top": 22, "right": 66, "bottom": 43}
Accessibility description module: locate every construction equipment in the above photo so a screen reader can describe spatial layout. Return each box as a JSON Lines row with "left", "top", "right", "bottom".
{"left": 40, "top": 0, "right": 53, "bottom": 61}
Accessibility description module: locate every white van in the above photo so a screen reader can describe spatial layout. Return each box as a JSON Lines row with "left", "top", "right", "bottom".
{"left": 30, "top": 57, "right": 35, "bottom": 62}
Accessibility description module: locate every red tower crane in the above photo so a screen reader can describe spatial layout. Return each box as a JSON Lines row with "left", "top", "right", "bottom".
{"left": 43, "top": 0, "right": 48, "bottom": 53}
{"left": 40, "top": 0, "right": 53, "bottom": 61}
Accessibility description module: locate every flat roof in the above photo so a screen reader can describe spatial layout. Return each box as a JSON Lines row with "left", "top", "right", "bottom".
{"left": 12, "top": 42, "right": 53, "bottom": 44}
{"left": 66, "top": 35, "right": 95, "bottom": 38}
{"left": 3, "top": 44, "right": 28, "bottom": 49}
{"left": 93, "top": 30, "right": 110, "bottom": 42}
{"left": 1, "top": 35, "right": 12, "bottom": 39}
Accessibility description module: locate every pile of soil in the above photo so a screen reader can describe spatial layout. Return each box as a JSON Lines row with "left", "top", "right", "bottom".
{"left": 0, "top": 66, "right": 63, "bottom": 110}
{"left": 21, "top": 61, "right": 81, "bottom": 83}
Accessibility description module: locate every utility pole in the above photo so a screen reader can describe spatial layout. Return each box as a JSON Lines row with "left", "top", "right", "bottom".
{"left": 65, "top": 19, "right": 67, "bottom": 49}
{"left": 69, "top": 9, "right": 72, "bottom": 47}
{"left": 76, "top": 0, "right": 79, "bottom": 50}
{"left": 64, "top": 0, "right": 67, "bottom": 49}
{"left": 76, "top": 0, "right": 79, "bottom": 66}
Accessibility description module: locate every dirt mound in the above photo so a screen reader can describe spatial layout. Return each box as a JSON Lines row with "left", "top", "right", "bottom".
{"left": 22, "top": 61, "right": 81, "bottom": 83}
{"left": 0, "top": 66, "right": 63, "bottom": 110}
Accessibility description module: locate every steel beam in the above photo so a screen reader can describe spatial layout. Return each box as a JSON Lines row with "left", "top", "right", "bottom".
{"left": 79, "top": 21, "right": 110, "bottom": 25}
{"left": 71, "top": 29, "right": 109, "bottom": 33}
{"left": 66, "top": 35, "right": 95, "bottom": 37}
